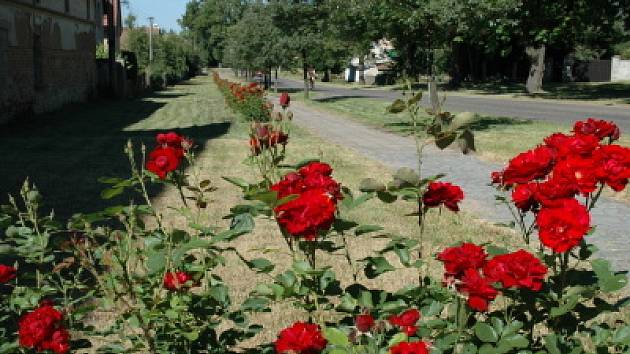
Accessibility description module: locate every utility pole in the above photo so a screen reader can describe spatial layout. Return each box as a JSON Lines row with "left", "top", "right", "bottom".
{"left": 148, "top": 17, "right": 154, "bottom": 63}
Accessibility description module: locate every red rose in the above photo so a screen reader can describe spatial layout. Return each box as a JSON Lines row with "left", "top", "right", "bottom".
{"left": 146, "top": 147, "right": 181, "bottom": 179}
{"left": 551, "top": 157, "right": 598, "bottom": 195}
{"left": 355, "top": 313, "right": 375, "bottom": 332}
{"left": 437, "top": 243, "right": 487, "bottom": 279}
{"left": 163, "top": 271, "right": 194, "bottom": 291}
{"left": 270, "top": 131, "right": 289, "bottom": 146}
{"left": 511, "top": 183, "right": 538, "bottom": 211}
{"left": 156, "top": 132, "right": 185, "bottom": 156}
{"left": 422, "top": 181, "right": 464, "bottom": 212}
{"left": 502, "top": 146, "right": 555, "bottom": 185}
{"left": 250, "top": 137, "right": 262, "bottom": 156}
{"left": 457, "top": 268, "right": 498, "bottom": 312}
{"left": 536, "top": 199, "right": 591, "bottom": 253}
{"left": 534, "top": 177, "right": 578, "bottom": 207}
{"left": 483, "top": 250, "right": 548, "bottom": 291}
{"left": 280, "top": 92, "right": 291, "bottom": 108}
{"left": 544, "top": 133, "right": 572, "bottom": 154}
{"left": 390, "top": 341, "right": 430, "bottom": 354}
{"left": 299, "top": 162, "right": 334, "bottom": 177}
{"left": 594, "top": 145, "right": 630, "bottom": 191}
{"left": 275, "top": 189, "right": 336, "bottom": 240}
{"left": 19, "top": 304, "right": 70, "bottom": 354}
{"left": 0, "top": 264, "right": 16, "bottom": 283}
{"left": 573, "top": 118, "right": 620, "bottom": 141}
{"left": 490, "top": 171, "right": 503, "bottom": 184}
{"left": 272, "top": 163, "right": 342, "bottom": 201}
{"left": 272, "top": 172, "right": 306, "bottom": 199}
{"left": 389, "top": 309, "right": 420, "bottom": 336}
{"left": 275, "top": 322, "right": 327, "bottom": 354}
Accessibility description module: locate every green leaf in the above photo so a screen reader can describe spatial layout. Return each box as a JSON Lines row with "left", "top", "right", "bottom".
{"left": 363, "top": 256, "right": 395, "bottom": 279}
{"left": 612, "top": 326, "right": 630, "bottom": 345}
{"left": 222, "top": 176, "right": 250, "bottom": 189}
{"left": 475, "top": 322, "right": 499, "bottom": 343}
{"left": 376, "top": 191, "right": 398, "bottom": 203}
{"left": 328, "top": 349, "right": 349, "bottom": 354}
{"left": 458, "top": 129, "right": 476, "bottom": 154}
{"left": 387, "top": 99, "right": 406, "bottom": 113}
{"left": 544, "top": 334, "right": 561, "bottom": 354}
{"left": 359, "top": 178, "right": 386, "bottom": 192}
{"left": 434, "top": 131, "right": 458, "bottom": 149}
{"left": 247, "top": 258, "right": 275, "bottom": 273}
{"left": 550, "top": 294, "right": 579, "bottom": 318}
{"left": 388, "top": 332, "right": 408, "bottom": 347}
{"left": 241, "top": 297, "right": 270, "bottom": 312}
{"left": 172, "top": 239, "right": 212, "bottom": 267}
{"left": 591, "top": 258, "right": 628, "bottom": 293}
{"left": 294, "top": 158, "right": 321, "bottom": 168}
{"left": 499, "top": 334, "right": 529, "bottom": 349}
{"left": 355, "top": 225, "right": 384, "bottom": 236}
{"left": 323, "top": 328, "right": 349, "bottom": 347}
{"left": 101, "top": 187, "right": 124, "bottom": 200}
{"left": 408, "top": 92, "right": 423, "bottom": 105}
{"left": 394, "top": 167, "right": 420, "bottom": 186}
{"left": 146, "top": 250, "right": 167, "bottom": 275}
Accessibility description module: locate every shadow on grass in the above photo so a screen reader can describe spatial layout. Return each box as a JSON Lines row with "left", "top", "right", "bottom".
{"left": 313, "top": 95, "right": 376, "bottom": 103}
{"left": 383, "top": 115, "right": 531, "bottom": 135}
{"left": 0, "top": 91, "right": 231, "bottom": 220}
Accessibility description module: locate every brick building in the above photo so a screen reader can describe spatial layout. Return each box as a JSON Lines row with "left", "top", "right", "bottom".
{"left": 0, "top": 0, "right": 99, "bottom": 124}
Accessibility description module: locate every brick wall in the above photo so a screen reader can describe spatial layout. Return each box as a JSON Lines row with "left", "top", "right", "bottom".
{"left": 0, "top": 1, "right": 97, "bottom": 124}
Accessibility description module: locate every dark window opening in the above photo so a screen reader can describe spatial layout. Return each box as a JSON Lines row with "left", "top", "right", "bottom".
{"left": 87, "top": 0, "right": 91, "bottom": 19}
{"left": 65, "top": 0, "right": 70, "bottom": 13}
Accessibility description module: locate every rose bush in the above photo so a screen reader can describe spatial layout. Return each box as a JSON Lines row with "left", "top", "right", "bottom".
{"left": 1, "top": 71, "right": 628, "bottom": 354}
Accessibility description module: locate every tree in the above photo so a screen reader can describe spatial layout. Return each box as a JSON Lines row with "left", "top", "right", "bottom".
{"left": 222, "top": 4, "right": 288, "bottom": 88}
{"left": 180, "top": 0, "right": 245, "bottom": 65}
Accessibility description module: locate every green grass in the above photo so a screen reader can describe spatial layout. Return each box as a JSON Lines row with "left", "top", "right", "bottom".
{"left": 0, "top": 75, "right": 236, "bottom": 219}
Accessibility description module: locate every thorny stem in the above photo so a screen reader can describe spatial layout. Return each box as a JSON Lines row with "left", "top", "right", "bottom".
{"left": 340, "top": 231, "right": 357, "bottom": 282}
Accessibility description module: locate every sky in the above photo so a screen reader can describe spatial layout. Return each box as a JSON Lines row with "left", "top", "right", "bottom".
{"left": 125, "top": 0, "right": 190, "bottom": 32}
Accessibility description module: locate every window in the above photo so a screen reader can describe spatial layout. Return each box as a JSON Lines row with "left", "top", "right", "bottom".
{"left": 33, "top": 34, "right": 43, "bottom": 89}
{"left": 86, "top": 0, "right": 91, "bottom": 19}
{"left": 65, "top": 0, "right": 70, "bottom": 13}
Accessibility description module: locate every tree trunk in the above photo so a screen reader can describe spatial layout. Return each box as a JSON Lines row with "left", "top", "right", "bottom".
{"left": 359, "top": 56, "right": 365, "bottom": 85}
{"left": 274, "top": 67, "right": 278, "bottom": 93}
{"left": 511, "top": 61, "right": 518, "bottom": 81}
{"left": 302, "top": 50, "right": 309, "bottom": 99}
{"left": 526, "top": 45, "right": 546, "bottom": 94}
{"left": 323, "top": 68, "right": 330, "bottom": 82}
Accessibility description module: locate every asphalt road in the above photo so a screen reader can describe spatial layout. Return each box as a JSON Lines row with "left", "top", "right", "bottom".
{"left": 276, "top": 78, "right": 630, "bottom": 131}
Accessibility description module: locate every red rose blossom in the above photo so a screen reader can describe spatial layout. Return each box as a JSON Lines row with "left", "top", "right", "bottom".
{"left": 502, "top": 146, "right": 555, "bottom": 185}
{"left": 146, "top": 146, "right": 181, "bottom": 179}
{"left": 534, "top": 177, "right": 578, "bottom": 207}
{"left": 457, "top": 268, "right": 498, "bottom": 312}
{"left": 551, "top": 157, "right": 599, "bottom": 195}
{"left": 511, "top": 183, "right": 539, "bottom": 211}
{"left": 573, "top": 118, "right": 620, "bottom": 141}
{"left": 390, "top": 341, "right": 430, "bottom": 354}
{"left": 490, "top": 171, "right": 503, "bottom": 184}
{"left": 279, "top": 92, "right": 291, "bottom": 108}
{"left": 19, "top": 304, "right": 70, "bottom": 354}
{"left": 389, "top": 309, "right": 420, "bottom": 336}
{"left": 0, "top": 264, "right": 16, "bottom": 283}
{"left": 423, "top": 181, "right": 464, "bottom": 212}
{"left": 483, "top": 250, "right": 548, "bottom": 291}
{"left": 355, "top": 313, "right": 375, "bottom": 332}
{"left": 275, "top": 322, "right": 327, "bottom": 354}
{"left": 594, "top": 144, "right": 630, "bottom": 191}
{"left": 275, "top": 189, "right": 336, "bottom": 240}
{"left": 163, "top": 271, "right": 194, "bottom": 291}
{"left": 299, "top": 162, "right": 334, "bottom": 177}
{"left": 437, "top": 243, "right": 487, "bottom": 279}
{"left": 536, "top": 199, "right": 591, "bottom": 253}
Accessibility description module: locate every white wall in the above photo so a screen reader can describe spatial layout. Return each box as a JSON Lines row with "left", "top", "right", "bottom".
{"left": 611, "top": 56, "right": 630, "bottom": 82}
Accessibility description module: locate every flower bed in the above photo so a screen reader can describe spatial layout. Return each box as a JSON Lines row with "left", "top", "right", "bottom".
{"left": 0, "top": 79, "right": 629, "bottom": 354}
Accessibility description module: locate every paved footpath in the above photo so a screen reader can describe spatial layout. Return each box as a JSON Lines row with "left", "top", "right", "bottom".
{"left": 290, "top": 101, "right": 630, "bottom": 271}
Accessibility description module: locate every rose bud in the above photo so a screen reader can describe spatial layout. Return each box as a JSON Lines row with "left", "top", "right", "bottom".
{"left": 355, "top": 313, "right": 375, "bottom": 332}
